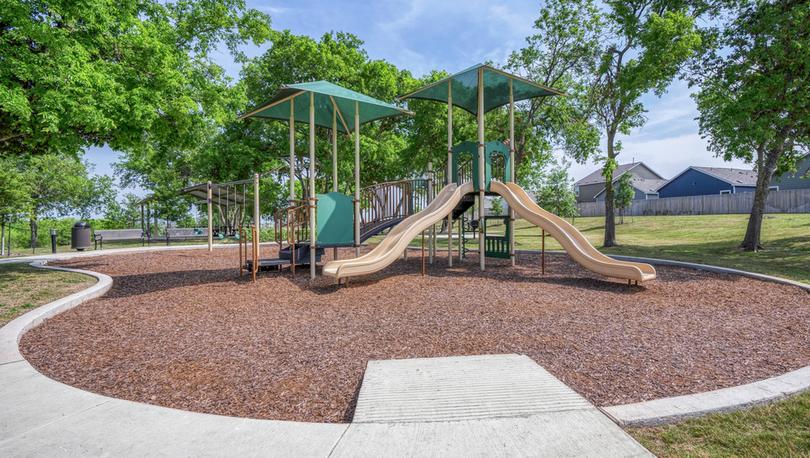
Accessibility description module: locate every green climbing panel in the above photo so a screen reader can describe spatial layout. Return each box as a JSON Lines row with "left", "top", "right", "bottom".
{"left": 451, "top": 141, "right": 512, "bottom": 192}
{"left": 316, "top": 192, "right": 354, "bottom": 246}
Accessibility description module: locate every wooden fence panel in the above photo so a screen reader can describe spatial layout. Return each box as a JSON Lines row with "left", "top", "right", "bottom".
{"left": 576, "top": 189, "right": 810, "bottom": 217}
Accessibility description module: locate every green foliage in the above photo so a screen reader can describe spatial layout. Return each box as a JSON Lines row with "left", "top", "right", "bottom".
{"left": 506, "top": 0, "right": 602, "bottom": 173}
{"left": 526, "top": 158, "right": 579, "bottom": 218}
{"left": 0, "top": 156, "right": 31, "bottom": 218}
{"left": 0, "top": 0, "right": 272, "bottom": 157}
{"left": 690, "top": 0, "right": 809, "bottom": 250}
{"left": 613, "top": 172, "right": 635, "bottom": 223}
{"left": 585, "top": 1, "right": 701, "bottom": 245}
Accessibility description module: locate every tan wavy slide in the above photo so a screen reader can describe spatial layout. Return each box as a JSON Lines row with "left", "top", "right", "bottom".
{"left": 322, "top": 181, "right": 475, "bottom": 280}
{"left": 490, "top": 181, "right": 656, "bottom": 283}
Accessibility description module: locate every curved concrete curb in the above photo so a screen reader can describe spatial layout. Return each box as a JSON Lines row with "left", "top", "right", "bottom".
{"left": 0, "top": 262, "right": 112, "bottom": 365}
{"left": 518, "top": 249, "right": 810, "bottom": 425}
{"left": 0, "top": 241, "right": 278, "bottom": 266}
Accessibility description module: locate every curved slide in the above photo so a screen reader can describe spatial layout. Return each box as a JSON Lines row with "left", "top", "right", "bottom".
{"left": 323, "top": 182, "right": 474, "bottom": 280}
{"left": 323, "top": 180, "right": 655, "bottom": 284}
{"left": 490, "top": 181, "right": 656, "bottom": 283}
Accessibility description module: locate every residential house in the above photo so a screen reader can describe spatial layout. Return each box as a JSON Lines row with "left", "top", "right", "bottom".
{"left": 574, "top": 162, "right": 666, "bottom": 203}
{"left": 772, "top": 153, "right": 810, "bottom": 190}
{"left": 657, "top": 167, "right": 757, "bottom": 198}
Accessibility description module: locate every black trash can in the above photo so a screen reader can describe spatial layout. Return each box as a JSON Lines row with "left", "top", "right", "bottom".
{"left": 71, "top": 222, "right": 92, "bottom": 251}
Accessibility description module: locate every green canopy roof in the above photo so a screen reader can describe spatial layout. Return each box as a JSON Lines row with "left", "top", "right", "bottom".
{"left": 239, "top": 81, "right": 412, "bottom": 132}
{"left": 399, "top": 64, "right": 563, "bottom": 115}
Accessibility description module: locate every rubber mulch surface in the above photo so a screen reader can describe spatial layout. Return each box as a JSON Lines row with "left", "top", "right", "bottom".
{"left": 19, "top": 247, "right": 810, "bottom": 423}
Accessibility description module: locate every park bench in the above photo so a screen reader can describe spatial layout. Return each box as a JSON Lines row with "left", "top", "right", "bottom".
{"left": 163, "top": 228, "right": 209, "bottom": 245}
{"left": 94, "top": 229, "right": 147, "bottom": 250}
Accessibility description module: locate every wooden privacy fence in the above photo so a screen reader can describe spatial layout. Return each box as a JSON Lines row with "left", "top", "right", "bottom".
{"left": 576, "top": 188, "right": 810, "bottom": 217}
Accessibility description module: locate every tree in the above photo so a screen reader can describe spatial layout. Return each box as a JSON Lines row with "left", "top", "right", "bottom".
{"left": 613, "top": 173, "right": 635, "bottom": 224}
{"left": 586, "top": 1, "right": 701, "bottom": 246}
{"left": 0, "top": 0, "right": 272, "bottom": 158}
{"left": 0, "top": 156, "right": 31, "bottom": 254}
{"left": 22, "top": 154, "right": 112, "bottom": 247}
{"left": 527, "top": 158, "right": 579, "bottom": 219}
{"left": 505, "top": 0, "right": 602, "bottom": 178}
{"left": 691, "top": 0, "right": 809, "bottom": 251}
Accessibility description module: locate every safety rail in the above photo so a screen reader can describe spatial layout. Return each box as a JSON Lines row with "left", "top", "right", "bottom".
{"left": 273, "top": 199, "right": 310, "bottom": 245}
{"left": 359, "top": 178, "right": 431, "bottom": 239}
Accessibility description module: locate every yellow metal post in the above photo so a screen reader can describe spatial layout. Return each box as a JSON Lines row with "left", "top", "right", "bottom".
{"left": 354, "top": 101, "right": 361, "bottom": 258}
{"left": 309, "top": 92, "right": 316, "bottom": 280}
{"left": 206, "top": 181, "right": 213, "bottom": 252}
{"left": 508, "top": 79, "right": 516, "bottom": 267}
{"left": 332, "top": 108, "right": 338, "bottom": 261}
{"left": 477, "top": 67, "right": 485, "bottom": 271}
{"left": 447, "top": 80, "right": 454, "bottom": 267}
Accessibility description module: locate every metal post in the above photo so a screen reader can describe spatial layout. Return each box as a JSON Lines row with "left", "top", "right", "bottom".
{"left": 421, "top": 230, "right": 426, "bottom": 276}
{"left": 354, "top": 101, "right": 361, "bottom": 258}
{"left": 447, "top": 80, "right": 453, "bottom": 267}
{"left": 477, "top": 67, "right": 486, "bottom": 271}
{"left": 332, "top": 106, "right": 339, "bottom": 261}
{"left": 541, "top": 229, "right": 545, "bottom": 275}
{"left": 254, "top": 173, "right": 260, "bottom": 242}
{"left": 508, "top": 79, "right": 516, "bottom": 267}
{"left": 427, "top": 159, "right": 434, "bottom": 265}
{"left": 289, "top": 98, "right": 296, "bottom": 202}
{"left": 309, "top": 91, "right": 317, "bottom": 280}
{"left": 207, "top": 182, "right": 213, "bottom": 251}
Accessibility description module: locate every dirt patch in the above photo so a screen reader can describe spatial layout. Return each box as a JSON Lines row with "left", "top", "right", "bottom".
{"left": 18, "top": 247, "right": 810, "bottom": 423}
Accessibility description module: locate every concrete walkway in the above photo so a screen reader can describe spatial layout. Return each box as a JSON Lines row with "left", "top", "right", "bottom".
{"left": 335, "top": 355, "right": 650, "bottom": 457}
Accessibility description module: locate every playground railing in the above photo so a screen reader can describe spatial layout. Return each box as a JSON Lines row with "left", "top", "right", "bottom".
{"left": 358, "top": 179, "right": 430, "bottom": 238}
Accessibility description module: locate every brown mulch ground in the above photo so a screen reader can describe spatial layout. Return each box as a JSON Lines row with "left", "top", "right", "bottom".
{"left": 18, "top": 247, "right": 810, "bottom": 423}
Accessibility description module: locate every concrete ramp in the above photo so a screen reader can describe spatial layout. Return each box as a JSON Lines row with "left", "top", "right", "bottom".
{"left": 336, "top": 354, "right": 651, "bottom": 457}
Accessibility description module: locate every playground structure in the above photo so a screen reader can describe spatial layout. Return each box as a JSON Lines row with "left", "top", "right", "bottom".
{"left": 239, "top": 65, "right": 656, "bottom": 284}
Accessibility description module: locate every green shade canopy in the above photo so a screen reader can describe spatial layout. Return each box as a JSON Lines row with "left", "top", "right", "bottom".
{"left": 239, "top": 81, "right": 412, "bottom": 132}
{"left": 399, "top": 64, "right": 563, "bottom": 115}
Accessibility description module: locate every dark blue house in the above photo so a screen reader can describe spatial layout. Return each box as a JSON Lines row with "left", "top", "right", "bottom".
{"left": 657, "top": 167, "right": 758, "bottom": 198}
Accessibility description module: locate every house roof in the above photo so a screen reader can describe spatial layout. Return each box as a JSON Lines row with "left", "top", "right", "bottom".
{"left": 574, "top": 162, "right": 663, "bottom": 186}
{"left": 667, "top": 166, "right": 759, "bottom": 187}
{"left": 593, "top": 177, "right": 668, "bottom": 199}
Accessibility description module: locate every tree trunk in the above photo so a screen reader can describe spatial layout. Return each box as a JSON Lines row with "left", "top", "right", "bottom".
{"left": 603, "top": 130, "right": 617, "bottom": 247}
{"left": 741, "top": 146, "right": 779, "bottom": 251}
{"left": 29, "top": 216, "right": 38, "bottom": 249}
{"left": 1, "top": 216, "right": 5, "bottom": 256}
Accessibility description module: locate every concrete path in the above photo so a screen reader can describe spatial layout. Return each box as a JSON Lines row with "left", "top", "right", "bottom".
{"left": 336, "top": 355, "right": 651, "bottom": 456}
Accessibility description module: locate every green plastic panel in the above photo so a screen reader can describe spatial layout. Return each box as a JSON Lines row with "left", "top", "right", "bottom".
{"left": 451, "top": 141, "right": 512, "bottom": 192}
{"left": 316, "top": 192, "right": 354, "bottom": 246}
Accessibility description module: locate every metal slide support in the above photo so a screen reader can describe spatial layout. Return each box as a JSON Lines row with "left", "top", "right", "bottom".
{"left": 508, "top": 79, "right": 516, "bottom": 267}
{"left": 354, "top": 101, "right": 361, "bottom": 258}
{"left": 447, "top": 80, "right": 454, "bottom": 267}
{"left": 207, "top": 182, "right": 213, "bottom": 252}
{"left": 477, "top": 67, "right": 486, "bottom": 271}
{"left": 309, "top": 92, "right": 317, "bottom": 280}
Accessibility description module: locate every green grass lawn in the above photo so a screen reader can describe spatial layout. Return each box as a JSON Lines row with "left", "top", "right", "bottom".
{"left": 408, "top": 213, "right": 810, "bottom": 284}
{"left": 0, "top": 263, "right": 96, "bottom": 326}
{"left": 630, "top": 391, "right": 810, "bottom": 457}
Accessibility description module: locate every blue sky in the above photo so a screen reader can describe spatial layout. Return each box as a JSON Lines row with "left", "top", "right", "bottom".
{"left": 86, "top": 0, "right": 748, "bottom": 195}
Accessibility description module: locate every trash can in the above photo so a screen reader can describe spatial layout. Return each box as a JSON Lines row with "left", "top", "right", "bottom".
{"left": 71, "top": 222, "right": 92, "bottom": 251}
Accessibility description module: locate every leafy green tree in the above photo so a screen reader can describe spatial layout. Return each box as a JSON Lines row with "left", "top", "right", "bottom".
{"left": 527, "top": 158, "right": 579, "bottom": 218}
{"left": 0, "top": 156, "right": 31, "bottom": 254}
{"left": 613, "top": 173, "right": 635, "bottom": 224}
{"left": 691, "top": 0, "right": 809, "bottom": 251}
{"left": 22, "top": 154, "right": 112, "bottom": 247}
{"left": 101, "top": 193, "right": 145, "bottom": 230}
{"left": 585, "top": 1, "right": 701, "bottom": 247}
{"left": 0, "top": 0, "right": 272, "bottom": 158}
{"left": 505, "top": 0, "right": 602, "bottom": 177}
